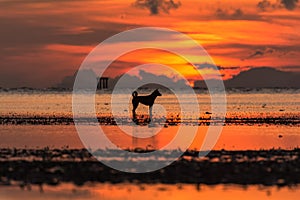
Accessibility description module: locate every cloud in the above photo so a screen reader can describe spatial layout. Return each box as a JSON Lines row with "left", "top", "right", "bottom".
{"left": 205, "top": 42, "right": 298, "bottom": 61}
{"left": 245, "top": 50, "right": 265, "bottom": 59}
{"left": 216, "top": 8, "right": 243, "bottom": 19}
{"left": 257, "top": 0, "right": 275, "bottom": 11}
{"left": 214, "top": 8, "right": 262, "bottom": 21}
{"left": 0, "top": 17, "right": 135, "bottom": 48}
{"left": 243, "top": 47, "right": 287, "bottom": 60}
{"left": 278, "top": 65, "right": 300, "bottom": 71}
{"left": 257, "top": 0, "right": 299, "bottom": 11}
{"left": 195, "top": 63, "right": 244, "bottom": 71}
{"left": 0, "top": 9, "right": 137, "bottom": 88}
{"left": 133, "top": 0, "right": 181, "bottom": 15}
{"left": 104, "top": 69, "right": 189, "bottom": 89}
{"left": 281, "top": 0, "right": 299, "bottom": 10}
{"left": 195, "top": 63, "right": 216, "bottom": 70}
{"left": 217, "top": 66, "right": 241, "bottom": 70}
{"left": 194, "top": 63, "right": 250, "bottom": 80}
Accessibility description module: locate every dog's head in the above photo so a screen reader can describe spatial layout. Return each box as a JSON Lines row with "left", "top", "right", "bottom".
{"left": 153, "top": 89, "right": 162, "bottom": 96}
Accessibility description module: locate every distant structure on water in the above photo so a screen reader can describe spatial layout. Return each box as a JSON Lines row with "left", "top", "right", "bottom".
{"left": 97, "top": 77, "right": 109, "bottom": 89}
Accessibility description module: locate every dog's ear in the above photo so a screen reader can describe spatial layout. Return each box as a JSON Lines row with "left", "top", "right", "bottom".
{"left": 156, "top": 89, "right": 162, "bottom": 96}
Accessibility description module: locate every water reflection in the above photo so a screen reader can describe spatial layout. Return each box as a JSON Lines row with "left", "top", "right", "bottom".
{"left": 0, "top": 184, "right": 299, "bottom": 200}
{"left": 0, "top": 125, "right": 299, "bottom": 150}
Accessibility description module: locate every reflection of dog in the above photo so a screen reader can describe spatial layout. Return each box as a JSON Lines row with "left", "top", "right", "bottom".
{"left": 132, "top": 89, "right": 162, "bottom": 120}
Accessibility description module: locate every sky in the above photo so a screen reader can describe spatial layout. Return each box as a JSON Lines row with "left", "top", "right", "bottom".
{"left": 0, "top": 0, "right": 299, "bottom": 88}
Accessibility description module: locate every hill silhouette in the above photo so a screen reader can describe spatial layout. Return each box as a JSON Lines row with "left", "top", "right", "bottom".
{"left": 194, "top": 67, "right": 300, "bottom": 88}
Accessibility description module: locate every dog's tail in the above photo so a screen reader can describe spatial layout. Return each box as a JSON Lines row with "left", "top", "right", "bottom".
{"left": 132, "top": 91, "right": 138, "bottom": 97}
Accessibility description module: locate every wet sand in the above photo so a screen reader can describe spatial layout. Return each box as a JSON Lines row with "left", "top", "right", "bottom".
{"left": 0, "top": 116, "right": 299, "bottom": 126}
{"left": 0, "top": 148, "right": 299, "bottom": 187}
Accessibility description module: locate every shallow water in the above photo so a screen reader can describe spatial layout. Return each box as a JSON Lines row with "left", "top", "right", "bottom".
{"left": 0, "top": 125, "right": 298, "bottom": 150}
{"left": 0, "top": 89, "right": 299, "bottom": 119}
{"left": 0, "top": 184, "right": 299, "bottom": 200}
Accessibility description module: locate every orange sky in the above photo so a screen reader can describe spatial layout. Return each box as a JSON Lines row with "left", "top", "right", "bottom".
{"left": 0, "top": 0, "right": 299, "bottom": 87}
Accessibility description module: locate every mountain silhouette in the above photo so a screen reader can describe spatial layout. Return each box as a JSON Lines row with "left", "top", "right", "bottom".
{"left": 194, "top": 67, "right": 300, "bottom": 88}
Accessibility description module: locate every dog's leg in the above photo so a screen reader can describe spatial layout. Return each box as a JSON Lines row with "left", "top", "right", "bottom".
{"left": 149, "top": 106, "right": 153, "bottom": 122}
{"left": 132, "top": 107, "right": 136, "bottom": 119}
{"left": 132, "top": 102, "right": 138, "bottom": 119}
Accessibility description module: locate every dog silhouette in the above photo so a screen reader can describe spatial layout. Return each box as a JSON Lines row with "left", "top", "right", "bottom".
{"left": 132, "top": 89, "right": 162, "bottom": 121}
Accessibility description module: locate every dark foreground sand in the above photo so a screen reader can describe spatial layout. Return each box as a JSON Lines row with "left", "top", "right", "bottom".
{"left": 0, "top": 148, "right": 299, "bottom": 187}
{"left": 0, "top": 116, "right": 299, "bottom": 126}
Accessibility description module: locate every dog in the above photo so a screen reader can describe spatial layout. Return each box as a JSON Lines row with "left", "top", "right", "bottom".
{"left": 132, "top": 89, "right": 162, "bottom": 120}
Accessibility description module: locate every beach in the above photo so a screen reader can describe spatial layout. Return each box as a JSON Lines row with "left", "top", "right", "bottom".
{"left": 0, "top": 89, "right": 299, "bottom": 199}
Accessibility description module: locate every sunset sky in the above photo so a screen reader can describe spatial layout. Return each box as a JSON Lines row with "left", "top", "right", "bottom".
{"left": 0, "top": 0, "right": 299, "bottom": 88}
